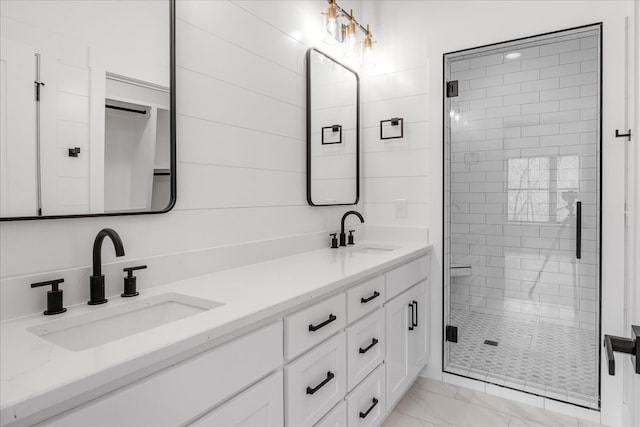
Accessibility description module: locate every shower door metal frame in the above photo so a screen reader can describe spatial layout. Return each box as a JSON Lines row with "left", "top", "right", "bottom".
{"left": 441, "top": 22, "right": 604, "bottom": 408}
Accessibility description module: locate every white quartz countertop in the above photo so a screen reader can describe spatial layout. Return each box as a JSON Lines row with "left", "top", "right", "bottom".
{"left": 0, "top": 240, "right": 431, "bottom": 425}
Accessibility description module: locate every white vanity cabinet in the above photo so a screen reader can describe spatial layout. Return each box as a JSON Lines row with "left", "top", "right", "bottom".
{"left": 29, "top": 251, "right": 430, "bottom": 427}
{"left": 283, "top": 254, "right": 429, "bottom": 427}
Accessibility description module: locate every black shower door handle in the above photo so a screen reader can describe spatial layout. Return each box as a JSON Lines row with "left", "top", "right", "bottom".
{"left": 576, "top": 201, "right": 582, "bottom": 259}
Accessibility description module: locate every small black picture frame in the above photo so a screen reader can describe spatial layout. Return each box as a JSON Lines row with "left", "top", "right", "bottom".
{"left": 322, "top": 124, "right": 343, "bottom": 145}
{"left": 380, "top": 117, "right": 404, "bottom": 140}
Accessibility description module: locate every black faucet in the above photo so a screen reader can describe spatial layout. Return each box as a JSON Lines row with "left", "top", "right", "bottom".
{"left": 89, "top": 228, "right": 125, "bottom": 305}
{"left": 340, "top": 210, "right": 364, "bottom": 246}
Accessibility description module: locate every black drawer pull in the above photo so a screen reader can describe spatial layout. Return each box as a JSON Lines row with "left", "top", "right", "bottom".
{"left": 306, "top": 371, "right": 335, "bottom": 395}
{"left": 359, "top": 397, "right": 379, "bottom": 418}
{"left": 408, "top": 303, "right": 414, "bottom": 331}
{"left": 360, "top": 291, "right": 380, "bottom": 304}
{"left": 309, "top": 314, "right": 337, "bottom": 332}
{"left": 359, "top": 338, "right": 379, "bottom": 354}
{"left": 412, "top": 300, "right": 418, "bottom": 327}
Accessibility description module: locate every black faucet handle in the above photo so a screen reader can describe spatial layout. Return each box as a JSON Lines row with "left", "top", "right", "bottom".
{"left": 123, "top": 265, "right": 147, "bottom": 278}
{"left": 348, "top": 230, "right": 355, "bottom": 245}
{"left": 122, "top": 265, "right": 146, "bottom": 297}
{"left": 31, "top": 278, "right": 64, "bottom": 290}
{"left": 330, "top": 233, "right": 339, "bottom": 249}
{"left": 31, "top": 278, "right": 66, "bottom": 315}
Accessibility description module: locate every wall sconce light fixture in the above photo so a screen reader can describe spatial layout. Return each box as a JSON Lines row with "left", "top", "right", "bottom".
{"left": 321, "top": 0, "right": 376, "bottom": 63}
{"left": 322, "top": 124, "right": 343, "bottom": 144}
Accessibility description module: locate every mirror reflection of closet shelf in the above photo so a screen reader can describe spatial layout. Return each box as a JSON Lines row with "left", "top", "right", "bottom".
{"left": 104, "top": 73, "right": 170, "bottom": 214}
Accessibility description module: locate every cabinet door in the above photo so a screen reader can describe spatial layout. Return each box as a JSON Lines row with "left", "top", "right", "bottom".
{"left": 189, "top": 371, "right": 283, "bottom": 427}
{"left": 408, "top": 280, "right": 429, "bottom": 378}
{"left": 384, "top": 291, "right": 412, "bottom": 411}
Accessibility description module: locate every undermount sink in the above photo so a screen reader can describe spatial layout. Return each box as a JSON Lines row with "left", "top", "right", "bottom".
{"left": 349, "top": 244, "right": 399, "bottom": 255}
{"left": 27, "top": 293, "right": 222, "bottom": 352}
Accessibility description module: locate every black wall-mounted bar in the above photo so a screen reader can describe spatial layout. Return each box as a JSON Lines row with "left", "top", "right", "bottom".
{"left": 321, "top": 124, "right": 342, "bottom": 144}
{"left": 106, "top": 105, "right": 147, "bottom": 115}
{"left": 380, "top": 117, "right": 404, "bottom": 140}
{"left": 615, "top": 129, "right": 632, "bottom": 141}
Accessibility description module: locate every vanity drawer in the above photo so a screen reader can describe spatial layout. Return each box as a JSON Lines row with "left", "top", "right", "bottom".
{"left": 285, "top": 332, "right": 346, "bottom": 427}
{"left": 285, "top": 293, "right": 346, "bottom": 360}
{"left": 345, "top": 364, "right": 385, "bottom": 427}
{"left": 346, "top": 309, "right": 384, "bottom": 391}
{"left": 314, "top": 401, "right": 347, "bottom": 427}
{"left": 346, "top": 275, "right": 385, "bottom": 324}
{"left": 385, "top": 255, "right": 429, "bottom": 300}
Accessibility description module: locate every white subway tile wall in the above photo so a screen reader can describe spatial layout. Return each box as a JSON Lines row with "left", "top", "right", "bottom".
{"left": 447, "top": 32, "right": 600, "bottom": 330}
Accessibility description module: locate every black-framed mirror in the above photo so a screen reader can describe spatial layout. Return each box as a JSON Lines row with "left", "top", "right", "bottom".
{"left": 306, "top": 47, "right": 359, "bottom": 206}
{"left": 0, "top": 0, "right": 176, "bottom": 221}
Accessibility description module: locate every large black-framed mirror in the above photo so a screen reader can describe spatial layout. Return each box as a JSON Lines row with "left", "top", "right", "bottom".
{"left": 0, "top": 0, "right": 176, "bottom": 221}
{"left": 306, "top": 47, "right": 359, "bottom": 206}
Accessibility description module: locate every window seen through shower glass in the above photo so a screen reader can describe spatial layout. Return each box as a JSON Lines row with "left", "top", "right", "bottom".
{"left": 507, "top": 155, "right": 579, "bottom": 222}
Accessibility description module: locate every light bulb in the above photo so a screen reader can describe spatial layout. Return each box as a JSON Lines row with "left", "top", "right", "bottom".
{"left": 362, "top": 25, "right": 375, "bottom": 68}
{"left": 323, "top": 0, "right": 340, "bottom": 44}
{"left": 344, "top": 9, "right": 358, "bottom": 57}
{"left": 449, "top": 110, "right": 455, "bottom": 118}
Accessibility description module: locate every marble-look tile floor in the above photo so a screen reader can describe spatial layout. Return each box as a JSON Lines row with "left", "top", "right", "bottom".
{"left": 382, "top": 378, "right": 606, "bottom": 427}
{"left": 447, "top": 308, "right": 598, "bottom": 409}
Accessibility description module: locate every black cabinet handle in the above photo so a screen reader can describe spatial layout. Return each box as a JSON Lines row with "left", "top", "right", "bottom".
{"left": 412, "top": 300, "right": 418, "bottom": 327}
{"left": 309, "top": 314, "right": 337, "bottom": 332}
{"left": 359, "top": 397, "right": 379, "bottom": 418}
{"left": 576, "top": 201, "right": 582, "bottom": 259}
{"left": 360, "top": 291, "right": 380, "bottom": 304}
{"left": 359, "top": 338, "right": 379, "bottom": 354}
{"left": 306, "top": 371, "right": 335, "bottom": 395}
{"left": 408, "top": 303, "right": 414, "bottom": 331}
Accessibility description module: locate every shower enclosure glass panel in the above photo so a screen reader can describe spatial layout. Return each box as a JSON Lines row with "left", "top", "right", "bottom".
{"left": 443, "top": 24, "right": 601, "bottom": 409}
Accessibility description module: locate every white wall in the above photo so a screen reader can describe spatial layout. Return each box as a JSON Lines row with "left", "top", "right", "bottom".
{"left": 361, "top": 1, "right": 630, "bottom": 424}
{"left": 0, "top": 1, "right": 364, "bottom": 314}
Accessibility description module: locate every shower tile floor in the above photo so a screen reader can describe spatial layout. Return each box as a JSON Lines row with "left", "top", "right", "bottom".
{"left": 446, "top": 309, "right": 598, "bottom": 409}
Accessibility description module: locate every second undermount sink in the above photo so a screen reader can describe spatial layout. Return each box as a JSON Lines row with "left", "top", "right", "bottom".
{"left": 27, "top": 293, "right": 222, "bottom": 352}
{"left": 349, "top": 244, "right": 399, "bottom": 255}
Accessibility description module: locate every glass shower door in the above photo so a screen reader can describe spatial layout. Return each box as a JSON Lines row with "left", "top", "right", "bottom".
{"left": 443, "top": 24, "right": 601, "bottom": 409}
